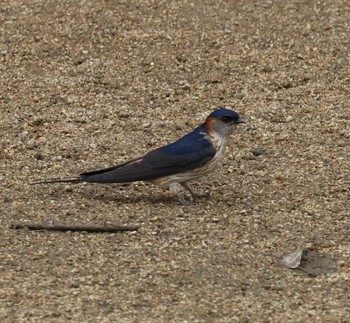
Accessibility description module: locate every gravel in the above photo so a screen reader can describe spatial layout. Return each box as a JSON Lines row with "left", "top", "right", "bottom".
{"left": 1, "top": 0, "right": 349, "bottom": 321}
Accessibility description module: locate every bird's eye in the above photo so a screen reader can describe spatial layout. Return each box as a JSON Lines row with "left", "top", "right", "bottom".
{"left": 221, "top": 116, "right": 234, "bottom": 123}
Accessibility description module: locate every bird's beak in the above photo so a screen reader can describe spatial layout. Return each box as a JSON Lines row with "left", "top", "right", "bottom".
{"left": 236, "top": 118, "right": 245, "bottom": 124}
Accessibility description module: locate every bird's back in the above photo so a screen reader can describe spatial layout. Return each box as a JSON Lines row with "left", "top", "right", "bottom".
{"left": 80, "top": 125, "right": 216, "bottom": 184}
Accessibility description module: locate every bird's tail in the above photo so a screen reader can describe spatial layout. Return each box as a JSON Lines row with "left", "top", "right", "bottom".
{"left": 31, "top": 177, "right": 81, "bottom": 185}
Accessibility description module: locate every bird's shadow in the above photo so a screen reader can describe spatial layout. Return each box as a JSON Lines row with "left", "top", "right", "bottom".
{"left": 44, "top": 184, "right": 179, "bottom": 206}
{"left": 37, "top": 183, "right": 216, "bottom": 206}
{"left": 79, "top": 189, "right": 176, "bottom": 205}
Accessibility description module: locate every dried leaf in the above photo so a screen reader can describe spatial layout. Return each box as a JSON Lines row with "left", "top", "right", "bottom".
{"left": 281, "top": 247, "right": 304, "bottom": 269}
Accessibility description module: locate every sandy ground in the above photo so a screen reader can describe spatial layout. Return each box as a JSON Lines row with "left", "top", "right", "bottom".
{"left": 1, "top": 0, "right": 349, "bottom": 321}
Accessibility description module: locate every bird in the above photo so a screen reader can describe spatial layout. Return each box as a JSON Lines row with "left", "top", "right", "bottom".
{"left": 32, "top": 107, "right": 244, "bottom": 205}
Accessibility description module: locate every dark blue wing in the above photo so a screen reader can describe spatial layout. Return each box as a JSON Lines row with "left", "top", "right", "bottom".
{"left": 80, "top": 125, "right": 215, "bottom": 183}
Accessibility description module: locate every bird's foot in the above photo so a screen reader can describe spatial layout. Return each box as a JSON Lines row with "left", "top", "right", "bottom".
{"left": 181, "top": 183, "right": 210, "bottom": 200}
{"left": 175, "top": 194, "right": 193, "bottom": 206}
{"left": 175, "top": 200, "right": 193, "bottom": 206}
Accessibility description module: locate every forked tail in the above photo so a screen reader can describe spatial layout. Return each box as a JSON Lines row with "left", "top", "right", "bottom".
{"left": 31, "top": 177, "right": 81, "bottom": 185}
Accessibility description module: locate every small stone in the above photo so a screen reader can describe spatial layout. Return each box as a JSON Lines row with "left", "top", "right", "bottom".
{"left": 235, "top": 93, "right": 245, "bottom": 100}
{"left": 74, "top": 57, "right": 86, "bottom": 66}
{"left": 335, "top": 57, "right": 348, "bottom": 68}
{"left": 144, "top": 95, "right": 154, "bottom": 106}
{"left": 176, "top": 55, "right": 187, "bottom": 63}
{"left": 176, "top": 209, "right": 185, "bottom": 217}
{"left": 32, "top": 118, "right": 45, "bottom": 127}
{"left": 179, "top": 82, "right": 190, "bottom": 90}
{"left": 43, "top": 219, "right": 55, "bottom": 225}
{"left": 66, "top": 96, "right": 75, "bottom": 104}
{"left": 53, "top": 155, "right": 63, "bottom": 161}
{"left": 252, "top": 148, "right": 266, "bottom": 156}
{"left": 262, "top": 66, "right": 272, "bottom": 73}
{"left": 282, "top": 81, "right": 293, "bottom": 89}
{"left": 256, "top": 163, "right": 267, "bottom": 170}
{"left": 27, "top": 142, "right": 38, "bottom": 150}
{"left": 70, "top": 283, "right": 80, "bottom": 288}
{"left": 34, "top": 152, "right": 44, "bottom": 160}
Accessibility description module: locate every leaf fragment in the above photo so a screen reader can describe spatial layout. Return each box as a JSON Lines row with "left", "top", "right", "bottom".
{"left": 281, "top": 247, "right": 304, "bottom": 269}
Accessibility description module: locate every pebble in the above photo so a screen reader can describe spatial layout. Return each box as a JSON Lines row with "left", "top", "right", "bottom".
{"left": 262, "top": 66, "right": 272, "bottom": 73}
{"left": 285, "top": 115, "right": 294, "bottom": 122}
{"left": 2, "top": 2, "right": 349, "bottom": 321}
{"left": 52, "top": 155, "right": 63, "bottom": 161}
{"left": 34, "top": 152, "right": 44, "bottom": 160}
{"left": 252, "top": 148, "right": 266, "bottom": 156}
{"left": 335, "top": 57, "right": 348, "bottom": 68}
{"left": 235, "top": 93, "right": 245, "bottom": 100}
{"left": 180, "top": 82, "right": 190, "bottom": 90}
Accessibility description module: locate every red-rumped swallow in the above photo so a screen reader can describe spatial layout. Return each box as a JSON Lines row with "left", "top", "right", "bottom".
{"left": 32, "top": 107, "right": 244, "bottom": 205}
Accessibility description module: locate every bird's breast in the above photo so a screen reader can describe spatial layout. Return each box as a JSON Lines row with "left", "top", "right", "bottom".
{"left": 149, "top": 135, "right": 228, "bottom": 188}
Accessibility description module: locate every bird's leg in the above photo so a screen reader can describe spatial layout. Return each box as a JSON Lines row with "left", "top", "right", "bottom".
{"left": 181, "top": 183, "right": 210, "bottom": 199}
{"left": 170, "top": 183, "right": 192, "bottom": 206}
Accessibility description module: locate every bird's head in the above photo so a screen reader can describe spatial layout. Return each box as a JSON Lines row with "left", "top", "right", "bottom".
{"left": 205, "top": 108, "right": 244, "bottom": 137}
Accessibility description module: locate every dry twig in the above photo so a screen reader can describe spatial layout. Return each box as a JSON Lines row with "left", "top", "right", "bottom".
{"left": 10, "top": 223, "right": 139, "bottom": 233}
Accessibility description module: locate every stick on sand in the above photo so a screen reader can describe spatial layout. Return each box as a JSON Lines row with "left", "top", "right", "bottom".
{"left": 10, "top": 222, "right": 139, "bottom": 233}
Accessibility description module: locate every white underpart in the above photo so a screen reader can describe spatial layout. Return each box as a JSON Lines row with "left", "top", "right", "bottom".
{"left": 150, "top": 130, "right": 228, "bottom": 189}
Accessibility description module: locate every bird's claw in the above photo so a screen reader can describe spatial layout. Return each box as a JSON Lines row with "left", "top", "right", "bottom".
{"left": 176, "top": 200, "right": 193, "bottom": 206}
{"left": 175, "top": 197, "right": 194, "bottom": 206}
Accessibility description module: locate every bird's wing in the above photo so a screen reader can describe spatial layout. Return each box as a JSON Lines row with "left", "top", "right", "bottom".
{"left": 80, "top": 136, "right": 216, "bottom": 184}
